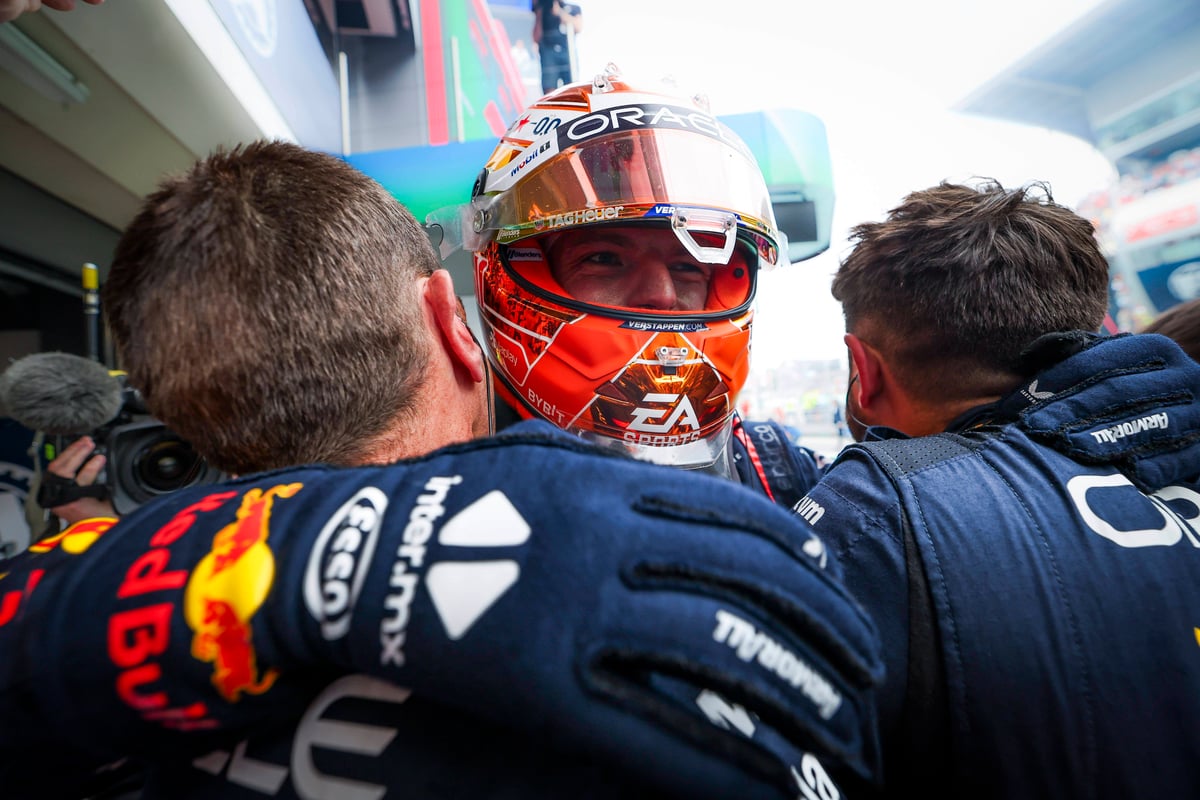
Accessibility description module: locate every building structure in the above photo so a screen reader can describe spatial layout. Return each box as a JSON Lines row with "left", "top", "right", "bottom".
{"left": 0, "top": 0, "right": 832, "bottom": 357}
{"left": 956, "top": 0, "right": 1200, "bottom": 330}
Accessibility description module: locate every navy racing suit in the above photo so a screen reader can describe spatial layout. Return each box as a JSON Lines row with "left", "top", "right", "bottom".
{"left": 0, "top": 420, "right": 881, "bottom": 799}
{"left": 791, "top": 332, "right": 1200, "bottom": 798}
{"left": 732, "top": 416, "right": 827, "bottom": 512}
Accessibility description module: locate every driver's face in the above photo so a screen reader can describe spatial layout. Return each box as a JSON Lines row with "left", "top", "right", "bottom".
{"left": 546, "top": 226, "right": 743, "bottom": 311}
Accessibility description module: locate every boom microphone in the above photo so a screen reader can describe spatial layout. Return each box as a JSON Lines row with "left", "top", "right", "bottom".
{"left": 0, "top": 352, "right": 124, "bottom": 435}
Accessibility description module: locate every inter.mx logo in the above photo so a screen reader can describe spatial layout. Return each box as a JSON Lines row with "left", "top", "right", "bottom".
{"left": 304, "top": 480, "right": 530, "bottom": 665}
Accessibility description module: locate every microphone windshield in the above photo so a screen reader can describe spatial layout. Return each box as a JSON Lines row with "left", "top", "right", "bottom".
{"left": 0, "top": 352, "right": 124, "bottom": 435}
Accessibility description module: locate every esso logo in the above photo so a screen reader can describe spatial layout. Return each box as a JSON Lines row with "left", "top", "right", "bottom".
{"left": 303, "top": 488, "right": 387, "bottom": 639}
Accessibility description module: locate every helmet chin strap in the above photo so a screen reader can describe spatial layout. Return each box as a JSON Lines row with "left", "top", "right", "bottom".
{"left": 458, "top": 295, "right": 496, "bottom": 437}
{"left": 472, "top": 328, "right": 496, "bottom": 436}
{"left": 694, "top": 437, "right": 735, "bottom": 480}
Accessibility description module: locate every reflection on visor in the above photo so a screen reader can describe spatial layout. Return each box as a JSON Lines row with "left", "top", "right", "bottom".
{"left": 502, "top": 227, "right": 758, "bottom": 317}
{"left": 475, "top": 129, "right": 781, "bottom": 252}
{"left": 575, "top": 422, "right": 733, "bottom": 471}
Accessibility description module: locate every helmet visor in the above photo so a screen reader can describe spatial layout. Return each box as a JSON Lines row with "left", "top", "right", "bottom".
{"left": 472, "top": 128, "right": 784, "bottom": 266}
{"left": 502, "top": 227, "right": 758, "bottom": 317}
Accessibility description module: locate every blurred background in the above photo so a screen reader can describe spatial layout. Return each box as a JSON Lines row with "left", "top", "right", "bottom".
{"left": 1, "top": 0, "right": 1197, "bottom": 464}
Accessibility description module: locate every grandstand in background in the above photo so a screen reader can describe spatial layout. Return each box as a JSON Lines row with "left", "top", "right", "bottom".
{"left": 956, "top": 0, "right": 1200, "bottom": 331}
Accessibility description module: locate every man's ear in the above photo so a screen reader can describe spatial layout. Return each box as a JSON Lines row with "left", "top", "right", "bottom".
{"left": 845, "top": 332, "right": 886, "bottom": 412}
{"left": 425, "top": 269, "right": 486, "bottom": 384}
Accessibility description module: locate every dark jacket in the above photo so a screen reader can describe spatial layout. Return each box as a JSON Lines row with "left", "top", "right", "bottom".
{"left": 796, "top": 332, "right": 1200, "bottom": 798}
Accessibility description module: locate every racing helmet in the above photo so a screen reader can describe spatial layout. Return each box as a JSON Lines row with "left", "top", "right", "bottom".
{"left": 437, "top": 66, "right": 787, "bottom": 472}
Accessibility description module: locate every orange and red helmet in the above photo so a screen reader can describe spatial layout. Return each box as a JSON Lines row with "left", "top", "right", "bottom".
{"left": 432, "top": 67, "right": 786, "bottom": 472}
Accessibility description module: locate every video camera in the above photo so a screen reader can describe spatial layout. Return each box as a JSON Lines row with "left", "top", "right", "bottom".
{"left": 0, "top": 351, "right": 224, "bottom": 520}
{"left": 39, "top": 375, "right": 224, "bottom": 516}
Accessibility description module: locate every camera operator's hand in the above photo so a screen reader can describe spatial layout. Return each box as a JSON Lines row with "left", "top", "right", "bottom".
{"left": 45, "top": 435, "right": 116, "bottom": 524}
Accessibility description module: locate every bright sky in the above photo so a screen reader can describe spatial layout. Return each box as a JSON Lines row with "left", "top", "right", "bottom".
{"left": 573, "top": 0, "right": 1117, "bottom": 370}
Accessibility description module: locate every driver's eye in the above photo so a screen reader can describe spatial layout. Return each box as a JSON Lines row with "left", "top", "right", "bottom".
{"left": 670, "top": 261, "right": 709, "bottom": 277}
{"left": 582, "top": 251, "right": 622, "bottom": 265}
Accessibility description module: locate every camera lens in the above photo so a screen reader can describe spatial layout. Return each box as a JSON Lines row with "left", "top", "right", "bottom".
{"left": 104, "top": 417, "right": 225, "bottom": 515}
{"left": 134, "top": 438, "right": 204, "bottom": 493}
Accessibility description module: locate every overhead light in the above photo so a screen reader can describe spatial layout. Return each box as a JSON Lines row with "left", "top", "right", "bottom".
{"left": 0, "top": 22, "right": 89, "bottom": 105}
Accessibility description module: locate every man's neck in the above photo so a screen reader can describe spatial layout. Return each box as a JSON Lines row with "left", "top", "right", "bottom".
{"left": 355, "top": 380, "right": 490, "bottom": 465}
{"left": 901, "top": 394, "right": 1005, "bottom": 437}
{"left": 492, "top": 395, "right": 525, "bottom": 432}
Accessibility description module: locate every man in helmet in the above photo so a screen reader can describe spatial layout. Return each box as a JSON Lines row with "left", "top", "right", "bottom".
{"left": 434, "top": 67, "right": 823, "bottom": 509}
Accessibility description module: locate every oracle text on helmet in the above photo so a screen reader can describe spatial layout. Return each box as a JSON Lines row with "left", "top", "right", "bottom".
{"left": 557, "top": 104, "right": 754, "bottom": 159}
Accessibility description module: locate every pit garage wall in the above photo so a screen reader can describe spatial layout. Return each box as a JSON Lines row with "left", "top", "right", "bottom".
{"left": 345, "top": 0, "right": 531, "bottom": 153}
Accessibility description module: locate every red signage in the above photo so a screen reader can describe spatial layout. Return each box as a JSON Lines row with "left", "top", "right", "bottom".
{"left": 1125, "top": 205, "right": 1200, "bottom": 243}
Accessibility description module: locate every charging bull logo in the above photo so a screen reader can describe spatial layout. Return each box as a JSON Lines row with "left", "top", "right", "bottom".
{"left": 27, "top": 517, "right": 117, "bottom": 555}
{"left": 2, "top": 518, "right": 116, "bottom": 628}
{"left": 183, "top": 483, "right": 300, "bottom": 701}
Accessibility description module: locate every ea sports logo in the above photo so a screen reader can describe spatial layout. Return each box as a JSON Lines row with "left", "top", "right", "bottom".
{"left": 628, "top": 393, "right": 701, "bottom": 434}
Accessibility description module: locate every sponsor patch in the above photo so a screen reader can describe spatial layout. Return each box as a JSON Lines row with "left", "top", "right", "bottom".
{"left": 1089, "top": 412, "right": 1170, "bottom": 444}
{"left": 108, "top": 488, "right": 240, "bottom": 730}
{"left": 304, "top": 487, "right": 387, "bottom": 640}
{"left": 712, "top": 608, "right": 841, "bottom": 719}
{"left": 544, "top": 205, "right": 626, "bottom": 231}
{"left": 379, "top": 476, "right": 462, "bottom": 666}
{"left": 183, "top": 484, "right": 301, "bottom": 702}
{"left": 556, "top": 103, "right": 752, "bottom": 160}
{"left": 506, "top": 247, "right": 543, "bottom": 262}
{"left": 619, "top": 320, "right": 710, "bottom": 332}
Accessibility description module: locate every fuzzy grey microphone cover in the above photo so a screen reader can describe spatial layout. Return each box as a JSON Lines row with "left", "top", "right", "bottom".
{"left": 0, "top": 352, "right": 124, "bottom": 435}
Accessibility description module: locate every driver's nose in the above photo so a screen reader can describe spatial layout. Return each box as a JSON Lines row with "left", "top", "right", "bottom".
{"left": 627, "top": 259, "right": 679, "bottom": 310}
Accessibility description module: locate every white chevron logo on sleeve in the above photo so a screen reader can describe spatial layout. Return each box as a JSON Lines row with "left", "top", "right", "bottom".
{"left": 1027, "top": 379, "right": 1054, "bottom": 399}
{"left": 427, "top": 561, "right": 521, "bottom": 639}
{"left": 438, "top": 490, "right": 531, "bottom": 546}
{"left": 427, "top": 490, "right": 531, "bottom": 640}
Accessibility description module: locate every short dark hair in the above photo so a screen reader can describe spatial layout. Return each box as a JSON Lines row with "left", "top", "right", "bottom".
{"left": 102, "top": 141, "right": 440, "bottom": 474}
{"left": 831, "top": 179, "right": 1110, "bottom": 402}
{"left": 1141, "top": 298, "right": 1200, "bottom": 362}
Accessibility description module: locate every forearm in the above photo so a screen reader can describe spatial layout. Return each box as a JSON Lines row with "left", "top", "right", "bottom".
{"left": 2, "top": 425, "right": 884, "bottom": 795}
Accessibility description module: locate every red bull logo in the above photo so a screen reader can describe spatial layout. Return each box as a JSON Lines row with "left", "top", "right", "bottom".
{"left": 109, "top": 489, "right": 237, "bottom": 730}
{"left": 2, "top": 517, "right": 115, "bottom": 628}
{"left": 183, "top": 483, "right": 300, "bottom": 701}
{"left": 0, "top": 568, "right": 41, "bottom": 627}
{"left": 193, "top": 598, "right": 276, "bottom": 700}
{"left": 28, "top": 517, "right": 117, "bottom": 554}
